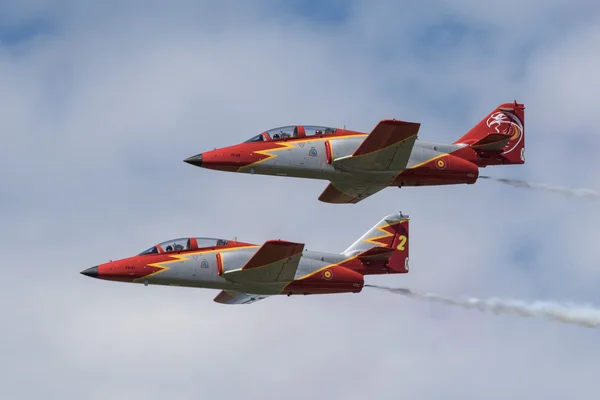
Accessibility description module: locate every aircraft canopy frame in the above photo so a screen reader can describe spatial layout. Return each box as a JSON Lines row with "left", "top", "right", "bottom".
{"left": 244, "top": 125, "right": 338, "bottom": 143}
{"left": 138, "top": 237, "right": 230, "bottom": 255}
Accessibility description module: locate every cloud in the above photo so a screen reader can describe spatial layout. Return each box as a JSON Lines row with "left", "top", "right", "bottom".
{"left": 2, "top": 1, "right": 600, "bottom": 398}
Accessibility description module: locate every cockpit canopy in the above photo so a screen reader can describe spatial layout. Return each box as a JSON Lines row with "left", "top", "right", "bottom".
{"left": 138, "top": 237, "right": 229, "bottom": 255}
{"left": 244, "top": 125, "right": 338, "bottom": 143}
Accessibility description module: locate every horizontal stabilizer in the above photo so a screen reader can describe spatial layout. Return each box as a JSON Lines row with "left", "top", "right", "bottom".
{"left": 357, "top": 247, "right": 394, "bottom": 262}
{"left": 470, "top": 133, "right": 511, "bottom": 151}
{"left": 318, "top": 180, "right": 387, "bottom": 204}
{"left": 223, "top": 240, "right": 304, "bottom": 283}
{"left": 333, "top": 120, "right": 419, "bottom": 172}
{"left": 213, "top": 290, "right": 270, "bottom": 305}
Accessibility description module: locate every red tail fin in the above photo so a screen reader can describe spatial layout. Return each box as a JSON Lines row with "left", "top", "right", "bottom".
{"left": 455, "top": 101, "right": 525, "bottom": 166}
{"left": 387, "top": 217, "right": 409, "bottom": 274}
{"left": 343, "top": 213, "right": 409, "bottom": 274}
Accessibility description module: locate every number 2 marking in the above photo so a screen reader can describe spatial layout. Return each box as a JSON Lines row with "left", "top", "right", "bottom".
{"left": 396, "top": 235, "right": 407, "bottom": 251}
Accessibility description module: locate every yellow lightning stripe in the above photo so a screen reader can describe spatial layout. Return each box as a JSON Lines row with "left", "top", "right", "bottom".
{"left": 242, "top": 141, "right": 296, "bottom": 169}
{"left": 140, "top": 253, "right": 189, "bottom": 280}
{"left": 362, "top": 220, "right": 405, "bottom": 247}
{"left": 240, "top": 134, "right": 368, "bottom": 170}
{"left": 132, "top": 245, "right": 259, "bottom": 283}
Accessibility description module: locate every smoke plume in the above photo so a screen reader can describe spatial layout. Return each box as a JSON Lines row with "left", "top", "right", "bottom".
{"left": 366, "top": 284, "right": 600, "bottom": 328}
{"left": 480, "top": 175, "right": 600, "bottom": 201}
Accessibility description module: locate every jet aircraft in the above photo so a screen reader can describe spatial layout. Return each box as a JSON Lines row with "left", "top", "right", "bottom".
{"left": 80, "top": 213, "right": 409, "bottom": 304}
{"left": 185, "top": 101, "right": 525, "bottom": 204}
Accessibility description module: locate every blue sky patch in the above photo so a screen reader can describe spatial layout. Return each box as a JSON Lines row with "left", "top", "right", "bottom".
{"left": 0, "top": 19, "right": 56, "bottom": 45}
{"left": 275, "top": 0, "right": 351, "bottom": 24}
{"left": 411, "top": 17, "right": 494, "bottom": 60}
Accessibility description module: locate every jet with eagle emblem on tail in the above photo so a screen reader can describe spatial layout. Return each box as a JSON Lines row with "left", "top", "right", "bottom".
{"left": 184, "top": 101, "right": 525, "bottom": 204}
{"left": 80, "top": 213, "right": 409, "bottom": 304}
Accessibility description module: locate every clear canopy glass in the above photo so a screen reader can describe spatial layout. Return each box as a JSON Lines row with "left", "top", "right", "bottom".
{"left": 244, "top": 125, "right": 338, "bottom": 142}
{"left": 138, "top": 237, "right": 230, "bottom": 255}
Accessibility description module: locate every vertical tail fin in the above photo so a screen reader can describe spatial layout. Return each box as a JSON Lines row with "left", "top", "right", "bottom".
{"left": 342, "top": 212, "right": 409, "bottom": 274}
{"left": 455, "top": 101, "right": 525, "bottom": 166}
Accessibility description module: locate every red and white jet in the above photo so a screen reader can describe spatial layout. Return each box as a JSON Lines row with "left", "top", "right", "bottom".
{"left": 81, "top": 213, "right": 410, "bottom": 305}
{"left": 185, "top": 101, "right": 525, "bottom": 204}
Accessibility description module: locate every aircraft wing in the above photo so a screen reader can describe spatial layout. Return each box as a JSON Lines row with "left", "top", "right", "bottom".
{"left": 223, "top": 240, "right": 305, "bottom": 283}
{"left": 318, "top": 180, "right": 388, "bottom": 204}
{"left": 213, "top": 289, "right": 270, "bottom": 305}
{"left": 333, "top": 120, "right": 420, "bottom": 172}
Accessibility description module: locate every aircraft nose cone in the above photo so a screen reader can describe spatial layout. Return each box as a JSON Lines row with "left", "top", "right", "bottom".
{"left": 81, "top": 266, "right": 98, "bottom": 278}
{"left": 184, "top": 153, "right": 202, "bottom": 167}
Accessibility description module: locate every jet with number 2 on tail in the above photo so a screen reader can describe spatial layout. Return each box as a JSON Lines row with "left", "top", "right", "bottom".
{"left": 80, "top": 213, "right": 409, "bottom": 304}
{"left": 184, "top": 102, "right": 525, "bottom": 204}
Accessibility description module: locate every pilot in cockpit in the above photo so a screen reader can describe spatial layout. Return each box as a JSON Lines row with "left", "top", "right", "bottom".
{"left": 315, "top": 129, "right": 323, "bottom": 135}
{"left": 273, "top": 131, "right": 290, "bottom": 139}
{"left": 164, "top": 243, "right": 184, "bottom": 252}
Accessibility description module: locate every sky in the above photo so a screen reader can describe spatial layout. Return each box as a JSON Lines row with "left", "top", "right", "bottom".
{"left": 1, "top": 0, "right": 600, "bottom": 398}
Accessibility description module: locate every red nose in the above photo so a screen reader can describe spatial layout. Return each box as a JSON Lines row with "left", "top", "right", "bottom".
{"left": 184, "top": 147, "right": 254, "bottom": 172}
{"left": 202, "top": 148, "right": 251, "bottom": 171}
{"left": 94, "top": 259, "right": 141, "bottom": 282}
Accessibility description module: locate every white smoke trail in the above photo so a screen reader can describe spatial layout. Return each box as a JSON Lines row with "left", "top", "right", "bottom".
{"left": 365, "top": 284, "right": 600, "bottom": 328}
{"left": 480, "top": 175, "right": 600, "bottom": 201}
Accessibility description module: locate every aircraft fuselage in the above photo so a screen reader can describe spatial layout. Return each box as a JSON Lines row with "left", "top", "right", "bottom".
{"left": 81, "top": 213, "right": 411, "bottom": 304}
{"left": 83, "top": 244, "right": 366, "bottom": 295}
{"left": 191, "top": 132, "right": 480, "bottom": 187}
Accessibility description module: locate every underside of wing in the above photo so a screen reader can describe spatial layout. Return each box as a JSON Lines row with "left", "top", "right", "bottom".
{"left": 333, "top": 120, "right": 420, "bottom": 172}
{"left": 213, "top": 289, "right": 270, "bottom": 305}
{"left": 318, "top": 180, "right": 388, "bottom": 204}
{"left": 223, "top": 240, "right": 305, "bottom": 283}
